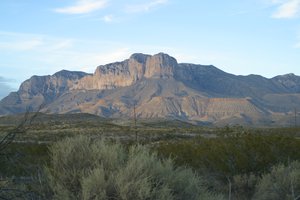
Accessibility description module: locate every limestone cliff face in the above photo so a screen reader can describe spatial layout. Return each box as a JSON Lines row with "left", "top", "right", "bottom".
{"left": 1, "top": 70, "right": 87, "bottom": 113}
{"left": 18, "top": 70, "right": 87, "bottom": 101}
{"left": 73, "top": 53, "right": 177, "bottom": 90}
{"left": 144, "top": 53, "right": 177, "bottom": 78}
{"left": 2, "top": 52, "right": 300, "bottom": 126}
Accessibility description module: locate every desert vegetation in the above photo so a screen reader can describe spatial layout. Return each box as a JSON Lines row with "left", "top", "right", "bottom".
{"left": 1, "top": 114, "right": 300, "bottom": 199}
{"left": 157, "top": 130, "right": 300, "bottom": 200}
{"left": 40, "top": 135, "right": 222, "bottom": 200}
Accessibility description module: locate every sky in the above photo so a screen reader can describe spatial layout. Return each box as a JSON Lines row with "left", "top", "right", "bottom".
{"left": 1, "top": 0, "right": 300, "bottom": 99}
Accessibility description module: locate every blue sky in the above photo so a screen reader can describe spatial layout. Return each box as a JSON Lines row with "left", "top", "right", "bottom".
{"left": 1, "top": 0, "right": 300, "bottom": 99}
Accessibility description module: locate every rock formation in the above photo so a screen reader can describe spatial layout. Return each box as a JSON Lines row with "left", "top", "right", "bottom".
{"left": 1, "top": 52, "right": 300, "bottom": 126}
{"left": 72, "top": 53, "right": 177, "bottom": 90}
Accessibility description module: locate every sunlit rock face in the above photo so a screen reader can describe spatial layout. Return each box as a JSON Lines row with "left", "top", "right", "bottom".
{"left": 73, "top": 53, "right": 177, "bottom": 90}
{"left": 144, "top": 53, "right": 177, "bottom": 79}
{"left": 2, "top": 52, "right": 300, "bottom": 126}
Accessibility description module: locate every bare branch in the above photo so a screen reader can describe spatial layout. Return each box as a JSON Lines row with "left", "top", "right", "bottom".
{"left": 0, "top": 104, "right": 43, "bottom": 153}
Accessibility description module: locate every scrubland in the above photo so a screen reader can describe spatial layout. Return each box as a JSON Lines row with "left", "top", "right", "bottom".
{"left": 1, "top": 114, "right": 300, "bottom": 199}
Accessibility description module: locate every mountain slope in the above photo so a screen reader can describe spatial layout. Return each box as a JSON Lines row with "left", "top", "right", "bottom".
{"left": 0, "top": 70, "right": 88, "bottom": 114}
{"left": 1, "top": 53, "right": 299, "bottom": 126}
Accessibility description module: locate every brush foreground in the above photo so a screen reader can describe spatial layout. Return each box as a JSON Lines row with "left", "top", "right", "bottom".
{"left": 1, "top": 113, "right": 300, "bottom": 199}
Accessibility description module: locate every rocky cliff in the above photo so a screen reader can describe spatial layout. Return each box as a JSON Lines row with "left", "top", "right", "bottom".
{"left": 0, "top": 70, "right": 88, "bottom": 114}
{"left": 1, "top": 53, "right": 300, "bottom": 126}
{"left": 73, "top": 53, "right": 177, "bottom": 90}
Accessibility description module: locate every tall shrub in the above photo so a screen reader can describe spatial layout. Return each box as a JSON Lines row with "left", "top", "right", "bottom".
{"left": 253, "top": 161, "right": 300, "bottom": 200}
{"left": 44, "top": 135, "right": 223, "bottom": 200}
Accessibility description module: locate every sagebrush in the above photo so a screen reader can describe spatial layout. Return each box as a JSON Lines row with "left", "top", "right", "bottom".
{"left": 43, "top": 135, "right": 223, "bottom": 200}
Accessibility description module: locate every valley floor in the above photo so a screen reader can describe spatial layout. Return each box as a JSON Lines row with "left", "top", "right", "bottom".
{"left": 1, "top": 113, "right": 300, "bottom": 199}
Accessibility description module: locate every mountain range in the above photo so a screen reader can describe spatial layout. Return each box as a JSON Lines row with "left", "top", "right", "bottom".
{"left": 1, "top": 53, "right": 300, "bottom": 126}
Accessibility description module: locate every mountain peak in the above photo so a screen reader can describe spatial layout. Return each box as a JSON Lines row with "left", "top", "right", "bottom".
{"left": 53, "top": 70, "right": 88, "bottom": 79}
{"left": 129, "top": 52, "right": 177, "bottom": 67}
{"left": 153, "top": 52, "right": 177, "bottom": 62}
{"left": 144, "top": 53, "right": 177, "bottom": 78}
{"left": 3, "top": 52, "right": 300, "bottom": 126}
{"left": 129, "top": 53, "right": 150, "bottom": 63}
{"left": 272, "top": 73, "right": 300, "bottom": 92}
{"left": 71, "top": 53, "right": 178, "bottom": 90}
{"left": 154, "top": 52, "right": 173, "bottom": 57}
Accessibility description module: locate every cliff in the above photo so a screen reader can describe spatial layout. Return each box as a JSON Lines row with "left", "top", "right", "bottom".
{"left": 1, "top": 53, "right": 300, "bottom": 126}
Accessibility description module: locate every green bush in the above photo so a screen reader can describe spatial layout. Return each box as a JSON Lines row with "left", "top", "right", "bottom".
{"left": 44, "top": 135, "right": 223, "bottom": 200}
{"left": 232, "top": 173, "right": 258, "bottom": 200}
{"left": 156, "top": 133, "right": 300, "bottom": 199}
{"left": 253, "top": 160, "right": 300, "bottom": 200}
{"left": 157, "top": 134, "right": 300, "bottom": 177}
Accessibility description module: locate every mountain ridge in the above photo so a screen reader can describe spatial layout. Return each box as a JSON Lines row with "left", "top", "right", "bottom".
{"left": 1, "top": 53, "right": 300, "bottom": 126}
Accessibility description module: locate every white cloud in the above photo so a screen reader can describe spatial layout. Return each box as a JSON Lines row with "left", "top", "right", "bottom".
{"left": 0, "top": 32, "right": 73, "bottom": 52}
{"left": 268, "top": 0, "right": 285, "bottom": 4}
{"left": 271, "top": 0, "right": 300, "bottom": 18}
{"left": 54, "top": 0, "right": 108, "bottom": 14}
{"left": 0, "top": 31, "right": 133, "bottom": 73}
{"left": 125, "top": 0, "right": 168, "bottom": 13}
{"left": 102, "top": 14, "right": 114, "bottom": 22}
{"left": 48, "top": 39, "right": 74, "bottom": 51}
{"left": 0, "top": 39, "right": 43, "bottom": 51}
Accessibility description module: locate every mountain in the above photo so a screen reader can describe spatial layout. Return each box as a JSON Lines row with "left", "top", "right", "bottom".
{"left": 1, "top": 53, "right": 300, "bottom": 126}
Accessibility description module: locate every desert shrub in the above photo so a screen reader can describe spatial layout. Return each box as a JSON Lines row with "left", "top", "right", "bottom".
{"left": 232, "top": 173, "right": 258, "bottom": 200}
{"left": 44, "top": 135, "right": 223, "bottom": 200}
{"left": 253, "top": 160, "right": 300, "bottom": 200}
{"left": 0, "top": 143, "right": 49, "bottom": 177}
{"left": 157, "top": 134, "right": 300, "bottom": 177}
{"left": 156, "top": 133, "right": 300, "bottom": 199}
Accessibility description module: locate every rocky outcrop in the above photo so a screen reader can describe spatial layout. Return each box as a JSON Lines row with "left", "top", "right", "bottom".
{"left": 0, "top": 70, "right": 88, "bottom": 113}
{"left": 1, "top": 53, "right": 300, "bottom": 126}
{"left": 19, "top": 70, "right": 87, "bottom": 100}
{"left": 144, "top": 53, "right": 177, "bottom": 78}
{"left": 73, "top": 53, "right": 177, "bottom": 90}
